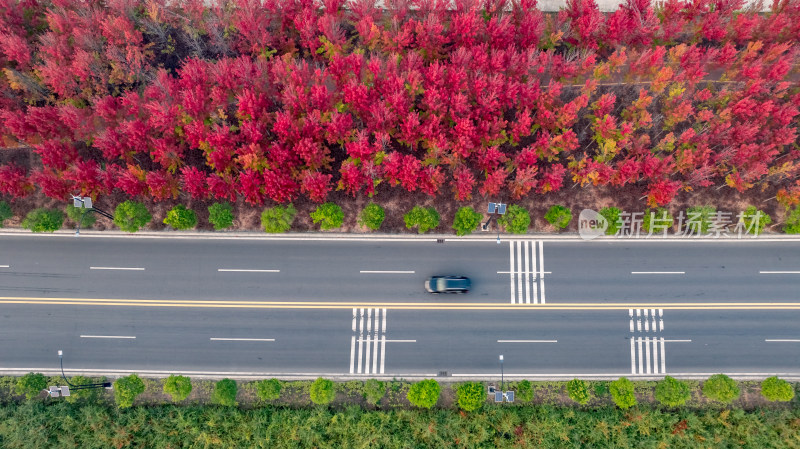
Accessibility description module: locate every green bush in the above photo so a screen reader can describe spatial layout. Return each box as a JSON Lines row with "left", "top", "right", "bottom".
{"left": 544, "top": 205, "right": 572, "bottom": 229}
{"left": 114, "top": 374, "right": 145, "bottom": 408}
{"left": 163, "top": 375, "right": 192, "bottom": 402}
{"left": 516, "top": 380, "right": 533, "bottom": 402}
{"left": 404, "top": 206, "right": 440, "bottom": 234}
{"left": 358, "top": 203, "right": 385, "bottom": 231}
{"left": 761, "top": 376, "right": 794, "bottom": 402}
{"left": 163, "top": 204, "right": 197, "bottom": 230}
{"left": 64, "top": 375, "right": 104, "bottom": 403}
{"left": 407, "top": 379, "right": 440, "bottom": 409}
{"left": 309, "top": 377, "right": 336, "bottom": 405}
{"left": 213, "top": 378, "right": 237, "bottom": 406}
{"left": 256, "top": 378, "right": 282, "bottom": 401}
{"left": 114, "top": 201, "right": 152, "bottom": 233}
{"left": 66, "top": 204, "right": 96, "bottom": 228}
{"left": 22, "top": 208, "right": 63, "bottom": 233}
{"left": 642, "top": 208, "right": 674, "bottom": 234}
{"left": 208, "top": 202, "right": 235, "bottom": 230}
{"left": 655, "top": 376, "right": 691, "bottom": 407}
{"left": 599, "top": 207, "right": 621, "bottom": 235}
{"left": 702, "top": 374, "right": 740, "bottom": 403}
{"left": 497, "top": 204, "right": 530, "bottom": 234}
{"left": 609, "top": 377, "right": 637, "bottom": 409}
{"left": 364, "top": 379, "right": 386, "bottom": 406}
{"left": 593, "top": 381, "right": 609, "bottom": 397}
{"left": 15, "top": 373, "right": 47, "bottom": 400}
{"left": 310, "top": 202, "right": 344, "bottom": 230}
{"left": 261, "top": 204, "right": 297, "bottom": 233}
{"left": 685, "top": 205, "right": 716, "bottom": 234}
{"left": 783, "top": 205, "right": 800, "bottom": 234}
{"left": 566, "top": 379, "right": 591, "bottom": 405}
{"left": 740, "top": 206, "right": 771, "bottom": 235}
{"left": 452, "top": 206, "right": 482, "bottom": 236}
{"left": 456, "top": 382, "right": 487, "bottom": 412}
{"left": 0, "top": 201, "right": 11, "bottom": 226}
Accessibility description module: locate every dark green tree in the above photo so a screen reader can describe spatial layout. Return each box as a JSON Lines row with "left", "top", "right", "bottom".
{"left": 544, "top": 205, "right": 572, "bottom": 229}
{"left": 567, "top": 378, "right": 591, "bottom": 405}
{"left": 163, "top": 375, "right": 192, "bottom": 402}
{"left": 0, "top": 201, "right": 11, "bottom": 227}
{"left": 407, "top": 379, "right": 440, "bottom": 409}
{"left": 261, "top": 204, "right": 296, "bottom": 233}
{"left": 256, "top": 378, "right": 282, "bottom": 401}
{"left": 452, "top": 206, "right": 482, "bottom": 236}
{"left": 358, "top": 203, "right": 385, "bottom": 230}
{"left": 655, "top": 376, "right": 691, "bottom": 407}
{"left": 213, "top": 378, "right": 237, "bottom": 406}
{"left": 404, "top": 206, "right": 440, "bottom": 234}
{"left": 609, "top": 377, "right": 637, "bottom": 409}
{"left": 702, "top": 374, "right": 740, "bottom": 403}
{"left": 309, "top": 377, "right": 336, "bottom": 405}
{"left": 364, "top": 379, "right": 386, "bottom": 406}
{"left": 15, "top": 373, "right": 47, "bottom": 400}
{"left": 114, "top": 374, "right": 145, "bottom": 408}
{"left": 497, "top": 205, "right": 530, "bottom": 234}
{"left": 761, "top": 376, "right": 794, "bottom": 402}
{"left": 456, "top": 382, "right": 487, "bottom": 411}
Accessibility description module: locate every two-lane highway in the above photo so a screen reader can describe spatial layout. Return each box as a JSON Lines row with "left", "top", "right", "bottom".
{"left": 1, "top": 234, "right": 799, "bottom": 378}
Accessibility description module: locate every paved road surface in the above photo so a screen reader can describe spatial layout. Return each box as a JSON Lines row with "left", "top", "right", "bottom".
{"left": 0, "top": 235, "right": 798, "bottom": 378}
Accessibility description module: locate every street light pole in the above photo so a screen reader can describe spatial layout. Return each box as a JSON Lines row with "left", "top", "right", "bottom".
{"left": 57, "top": 350, "right": 111, "bottom": 390}
{"left": 499, "top": 354, "right": 504, "bottom": 393}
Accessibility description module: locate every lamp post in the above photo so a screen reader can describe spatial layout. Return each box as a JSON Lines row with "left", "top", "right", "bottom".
{"left": 499, "top": 354, "right": 504, "bottom": 393}
{"left": 69, "top": 195, "right": 113, "bottom": 236}
{"left": 483, "top": 202, "right": 507, "bottom": 244}
{"left": 51, "top": 350, "right": 112, "bottom": 395}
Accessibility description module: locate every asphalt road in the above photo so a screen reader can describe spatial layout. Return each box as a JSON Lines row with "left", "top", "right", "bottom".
{"left": 0, "top": 235, "right": 798, "bottom": 378}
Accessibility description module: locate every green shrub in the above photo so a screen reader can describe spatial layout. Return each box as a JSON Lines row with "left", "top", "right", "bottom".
{"left": 15, "top": 373, "right": 47, "bottom": 400}
{"left": 686, "top": 205, "right": 716, "bottom": 234}
{"left": 497, "top": 205, "right": 530, "bottom": 234}
{"left": 358, "top": 203, "right": 385, "bottom": 231}
{"left": 309, "top": 377, "right": 336, "bottom": 405}
{"left": 655, "top": 376, "right": 691, "bottom": 407}
{"left": 452, "top": 206, "right": 482, "bottom": 236}
{"left": 261, "top": 204, "right": 297, "bottom": 233}
{"left": 566, "top": 379, "right": 591, "bottom": 405}
{"left": 642, "top": 208, "right": 674, "bottom": 234}
{"left": 404, "top": 206, "right": 440, "bottom": 234}
{"left": 516, "top": 380, "right": 533, "bottom": 402}
{"left": 213, "top": 378, "right": 237, "bottom": 406}
{"left": 66, "top": 204, "right": 96, "bottom": 228}
{"left": 740, "top": 206, "right": 771, "bottom": 235}
{"left": 544, "top": 205, "right": 572, "bottom": 229}
{"left": 456, "top": 382, "right": 486, "bottom": 412}
{"left": 163, "top": 375, "right": 192, "bottom": 402}
{"left": 114, "top": 374, "right": 145, "bottom": 408}
{"left": 593, "top": 381, "right": 609, "bottom": 397}
{"left": 310, "top": 202, "right": 344, "bottom": 230}
{"left": 22, "top": 208, "right": 64, "bottom": 233}
{"left": 702, "top": 374, "right": 740, "bottom": 403}
{"left": 783, "top": 205, "right": 800, "bottom": 234}
{"left": 761, "top": 376, "right": 794, "bottom": 402}
{"left": 162, "top": 204, "right": 197, "bottom": 230}
{"left": 256, "top": 378, "right": 282, "bottom": 401}
{"left": 364, "top": 379, "right": 386, "bottom": 406}
{"left": 208, "top": 202, "right": 235, "bottom": 230}
{"left": 407, "top": 379, "right": 440, "bottom": 409}
{"left": 113, "top": 201, "right": 152, "bottom": 233}
{"left": 0, "top": 201, "right": 11, "bottom": 226}
{"left": 609, "top": 377, "right": 637, "bottom": 409}
{"left": 598, "top": 207, "right": 621, "bottom": 235}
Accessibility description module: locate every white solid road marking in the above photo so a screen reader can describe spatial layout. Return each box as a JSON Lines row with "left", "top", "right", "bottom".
{"left": 0, "top": 265, "right": 9, "bottom": 268}
{"left": 524, "top": 241, "right": 531, "bottom": 304}
{"left": 352, "top": 308, "right": 389, "bottom": 374}
{"left": 89, "top": 267, "right": 144, "bottom": 271}
{"left": 765, "top": 339, "right": 800, "bottom": 342}
{"left": 218, "top": 269, "right": 280, "bottom": 273}
{"left": 660, "top": 338, "right": 666, "bottom": 373}
{"left": 80, "top": 335, "right": 136, "bottom": 339}
{"left": 631, "top": 271, "right": 685, "bottom": 274}
{"left": 516, "top": 241, "right": 523, "bottom": 304}
{"left": 497, "top": 340, "right": 557, "bottom": 343}
{"left": 509, "top": 242, "right": 515, "bottom": 304}
{"left": 209, "top": 338, "right": 275, "bottom": 341}
{"left": 630, "top": 338, "right": 636, "bottom": 374}
{"left": 539, "top": 241, "right": 545, "bottom": 304}
{"left": 759, "top": 271, "right": 800, "bottom": 274}
{"left": 359, "top": 270, "right": 415, "bottom": 274}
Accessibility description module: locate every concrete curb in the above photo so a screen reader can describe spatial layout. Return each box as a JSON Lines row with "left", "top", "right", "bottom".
{"left": 5, "top": 368, "right": 800, "bottom": 382}
{"left": 0, "top": 227, "right": 798, "bottom": 242}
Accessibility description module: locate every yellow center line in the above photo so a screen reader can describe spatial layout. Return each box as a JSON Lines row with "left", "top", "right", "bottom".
{"left": 1, "top": 296, "right": 800, "bottom": 310}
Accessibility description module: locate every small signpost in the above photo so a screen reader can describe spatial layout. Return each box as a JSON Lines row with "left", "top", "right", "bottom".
{"left": 69, "top": 194, "right": 113, "bottom": 236}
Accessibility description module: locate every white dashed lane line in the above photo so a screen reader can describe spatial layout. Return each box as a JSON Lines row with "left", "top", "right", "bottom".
{"left": 89, "top": 267, "right": 144, "bottom": 271}
{"left": 765, "top": 339, "right": 800, "bottom": 342}
{"left": 209, "top": 338, "right": 275, "bottom": 341}
{"left": 631, "top": 271, "right": 685, "bottom": 275}
{"left": 80, "top": 335, "right": 136, "bottom": 339}
{"left": 0, "top": 265, "right": 9, "bottom": 268}
{"left": 759, "top": 271, "right": 800, "bottom": 274}
{"left": 218, "top": 269, "right": 280, "bottom": 273}
{"left": 497, "top": 340, "right": 557, "bottom": 343}
{"left": 359, "top": 271, "right": 415, "bottom": 274}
